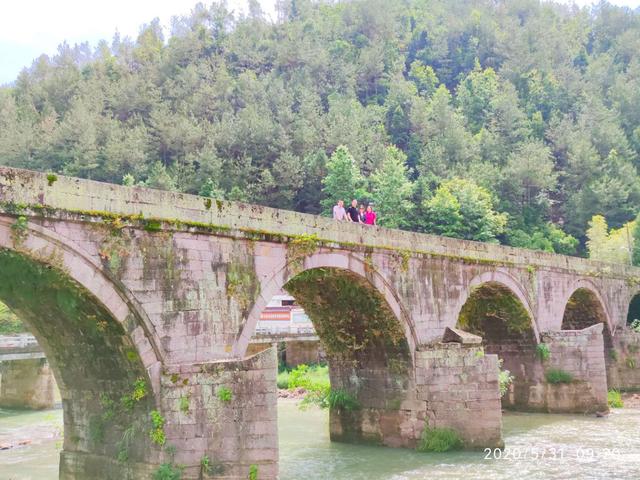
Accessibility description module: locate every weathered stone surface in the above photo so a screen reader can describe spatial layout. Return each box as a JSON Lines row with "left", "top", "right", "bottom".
{"left": 1, "top": 166, "right": 639, "bottom": 478}
{"left": 607, "top": 328, "right": 640, "bottom": 390}
{"left": 0, "top": 358, "right": 58, "bottom": 409}
{"left": 442, "top": 327, "right": 482, "bottom": 344}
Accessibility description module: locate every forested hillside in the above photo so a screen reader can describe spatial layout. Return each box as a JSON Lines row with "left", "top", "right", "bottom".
{"left": 2, "top": 0, "right": 640, "bottom": 257}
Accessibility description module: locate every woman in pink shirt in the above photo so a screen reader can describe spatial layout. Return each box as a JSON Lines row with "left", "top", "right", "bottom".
{"left": 364, "top": 205, "right": 377, "bottom": 226}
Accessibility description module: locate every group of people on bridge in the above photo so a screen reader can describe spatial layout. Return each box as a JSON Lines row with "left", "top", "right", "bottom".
{"left": 332, "top": 199, "right": 377, "bottom": 226}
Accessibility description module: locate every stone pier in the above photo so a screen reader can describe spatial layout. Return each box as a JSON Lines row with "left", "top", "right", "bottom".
{"left": 0, "top": 358, "right": 59, "bottom": 409}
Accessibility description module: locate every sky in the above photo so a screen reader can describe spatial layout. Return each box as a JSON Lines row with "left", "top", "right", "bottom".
{"left": 0, "top": 0, "right": 639, "bottom": 85}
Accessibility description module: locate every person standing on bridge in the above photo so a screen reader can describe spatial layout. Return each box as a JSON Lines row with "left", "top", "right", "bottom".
{"left": 332, "top": 199, "right": 347, "bottom": 221}
{"left": 346, "top": 199, "right": 361, "bottom": 223}
{"left": 358, "top": 204, "right": 366, "bottom": 223}
{"left": 364, "top": 204, "right": 377, "bottom": 226}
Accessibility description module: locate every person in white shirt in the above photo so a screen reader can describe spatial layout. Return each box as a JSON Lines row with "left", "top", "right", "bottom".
{"left": 332, "top": 199, "right": 347, "bottom": 221}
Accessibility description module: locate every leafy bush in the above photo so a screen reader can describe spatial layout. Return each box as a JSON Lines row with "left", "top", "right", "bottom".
{"left": 217, "top": 386, "right": 233, "bottom": 402}
{"left": 153, "top": 463, "right": 182, "bottom": 480}
{"left": 276, "top": 370, "right": 290, "bottom": 389}
{"left": 417, "top": 426, "right": 463, "bottom": 452}
{"left": 631, "top": 319, "right": 640, "bottom": 333}
{"left": 498, "top": 359, "right": 514, "bottom": 398}
{"left": 0, "top": 302, "right": 25, "bottom": 334}
{"left": 249, "top": 464, "right": 259, "bottom": 480}
{"left": 149, "top": 410, "right": 166, "bottom": 446}
{"left": 536, "top": 344, "right": 550, "bottom": 362}
{"left": 326, "top": 389, "right": 360, "bottom": 411}
{"left": 286, "top": 364, "right": 330, "bottom": 391}
{"left": 545, "top": 369, "right": 573, "bottom": 384}
{"left": 608, "top": 389, "right": 623, "bottom": 408}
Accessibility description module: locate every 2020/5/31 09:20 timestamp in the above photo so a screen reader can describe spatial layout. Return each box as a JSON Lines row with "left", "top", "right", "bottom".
{"left": 483, "top": 447, "right": 623, "bottom": 461}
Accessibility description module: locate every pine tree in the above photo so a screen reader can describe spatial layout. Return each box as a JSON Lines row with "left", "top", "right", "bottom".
{"left": 320, "top": 146, "right": 364, "bottom": 215}
{"left": 371, "top": 146, "right": 413, "bottom": 229}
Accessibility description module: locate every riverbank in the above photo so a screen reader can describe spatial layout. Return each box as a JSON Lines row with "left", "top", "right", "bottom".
{"left": 622, "top": 392, "right": 640, "bottom": 408}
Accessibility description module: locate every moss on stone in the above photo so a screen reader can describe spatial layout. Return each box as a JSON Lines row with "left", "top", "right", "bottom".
{"left": 458, "top": 282, "right": 533, "bottom": 336}
{"left": 284, "top": 268, "right": 408, "bottom": 359}
{"left": 0, "top": 248, "right": 156, "bottom": 464}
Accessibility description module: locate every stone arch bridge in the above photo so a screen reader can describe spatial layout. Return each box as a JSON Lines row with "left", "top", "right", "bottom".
{"left": 2, "top": 166, "right": 640, "bottom": 479}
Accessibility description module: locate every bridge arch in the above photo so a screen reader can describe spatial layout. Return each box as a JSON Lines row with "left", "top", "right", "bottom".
{"left": 453, "top": 270, "right": 539, "bottom": 343}
{"left": 626, "top": 290, "right": 640, "bottom": 327}
{"left": 0, "top": 217, "right": 163, "bottom": 476}
{"left": 560, "top": 279, "right": 613, "bottom": 335}
{"left": 234, "top": 250, "right": 417, "bottom": 359}
{"left": 454, "top": 271, "right": 540, "bottom": 409}
{"left": 235, "top": 249, "right": 418, "bottom": 447}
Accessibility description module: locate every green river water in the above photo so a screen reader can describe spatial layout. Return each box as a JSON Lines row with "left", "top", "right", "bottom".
{"left": 2, "top": 401, "right": 640, "bottom": 479}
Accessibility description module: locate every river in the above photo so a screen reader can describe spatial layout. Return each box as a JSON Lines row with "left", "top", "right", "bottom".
{"left": 2, "top": 401, "right": 640, "bottom": 479}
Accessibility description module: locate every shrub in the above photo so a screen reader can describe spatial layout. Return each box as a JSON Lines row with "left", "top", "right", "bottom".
{"left": 545, "top": 369, "right": 573, "bottom": 384}
{"left": 217, "top": 386, "right": 233, "bottom": 402}
{"left": 150, "top": 410, "right": 166, "bottom": 446}
{"left": 276, "top": 370, "right": 290, "bottom": 389}
{"left": 536, "top": 344, "right": 550, "bottom": 362}
{"left": 327, "top": 389, "right": 360, "bottom": 411}
{"left": 608, "top": 389, "right": 624, "bottom": 408}
{"left": 627, "top": 357, "right": 637, "bottom": 369}
{"left": 0, "top": 302, "right": 25, "bottom": 334}
{"left": 417, "top": 426, "right": 463, "bottom": 452}
{"left": 153, "top": 463, "right": 182, "bottom": 480}
{"left": 498, "top": 359, "right": 514, "bottom": 398}
{"left": 631, "top": 319, "right": 640, "bottom": 333}
{"left": 249, "top": 464, "right": 258, "bottom": 480}
{"left": 287, "top": 364, "right": 330, "bottom": 392}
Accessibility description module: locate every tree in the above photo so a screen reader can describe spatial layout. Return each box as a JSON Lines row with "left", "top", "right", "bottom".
{"left": 321, "top": 146, "right": 364, "bottom": 214}
{"left": 633, "top": 213, "right": 640, "bottom": 267}
{"left": 421, "top": 178, "right": 507, "bottom": 242}
{"left": 586, "top": 214, "right": 635, "bottom": 264}
{"left": 145, "top": 162, "right": 176, "bottom": 191}
{"left": 371, "top": 146, "right": 414, "bottom": 229}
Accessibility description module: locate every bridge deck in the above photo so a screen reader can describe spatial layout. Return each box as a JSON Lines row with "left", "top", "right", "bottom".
{"left": 0, "top": 166, "right": 636, "bottom": 278}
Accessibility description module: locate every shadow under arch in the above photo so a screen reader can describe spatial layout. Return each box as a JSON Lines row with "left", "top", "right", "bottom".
{"left": 455, "top": 274, "right": 539, "bottom": 410}
{"left": 561, "top": 282, "right": 614, "bottom": 364}
{"left": 236, "top": 251, "right": 417, "bottom": 447}
{"left": 627, "top": 292, "right": 640, "bottom": 326}
{"left": 234, "top": 251, "right": 418, "bottom": 360}
{"left": 560, "top": 280, "right": 613, "bottom": 334}
{"left": 453, "top": 271, "right": 539, "bottom": 343}
{"left": 0, "top": 219, "right": 162, "bottom": 477}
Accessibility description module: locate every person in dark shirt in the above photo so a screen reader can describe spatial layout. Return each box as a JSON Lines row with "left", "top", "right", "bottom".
{"left": 346, "top": 199, "right": 360, "bottom": 223}
{"left": 358, "top": 204, "right": 366, "bottom": 223}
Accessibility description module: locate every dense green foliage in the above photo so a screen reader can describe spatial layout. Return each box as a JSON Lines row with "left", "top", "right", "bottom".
{"left": 545, "top": 368, "right": 574, "bottom": 384}
{"left": 284, "top": 363, "right": 330, "bottom": 391}
{"left": 417, "top": 426, "right": 463, "bottom": 453}
{"left": 608, "top": 389, "right": 624, "bottom": 408}
{"left": 2, "top": 1, "right": 640, "bottom": 252}
{"left": 0, "top": 301, "right": 25, "bottom": 334}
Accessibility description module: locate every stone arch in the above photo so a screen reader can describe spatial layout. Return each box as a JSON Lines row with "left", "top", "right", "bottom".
{"left": 0, "top": 217, "right": 163, "bottom": 477}
{"left": 626, "top": 291, "right": 640, "bottom": 326}
{"left": 560, "top": 279, "right": 613, "bottom": 335}
{"left": 454, "top": 271, "right": 539, "bottom": 410}
{"left": 454, "top": 270, "right": 539, "bottom": 343}
{"left": 234, "top": 250, "right": 417, "bottom": 359}
{"left": 234, "top": 250, "right": 418, "bottom": 447}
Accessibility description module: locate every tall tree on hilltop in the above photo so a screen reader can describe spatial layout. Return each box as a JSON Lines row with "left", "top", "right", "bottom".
{"left": 321, "top": 146, "right": 365, "bottom": 214}
{"left": 371, "top": 146, "right": 414, "bottom": 229}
